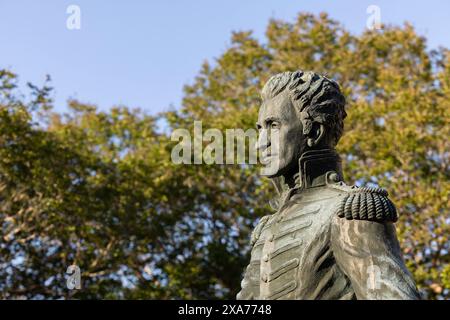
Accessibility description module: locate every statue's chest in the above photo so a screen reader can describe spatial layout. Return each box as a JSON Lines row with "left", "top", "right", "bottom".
{"left": 251, "top": 200, "right": 334, "bottom": 299}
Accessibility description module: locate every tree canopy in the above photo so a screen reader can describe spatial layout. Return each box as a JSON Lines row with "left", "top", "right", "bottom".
{"left": 0, "top": 12, "right": 449, "bottom": 299}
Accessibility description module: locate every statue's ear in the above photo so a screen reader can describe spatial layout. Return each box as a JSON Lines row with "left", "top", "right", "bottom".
{"left": 307, "top": 123, "right": 325, "bottom": 147}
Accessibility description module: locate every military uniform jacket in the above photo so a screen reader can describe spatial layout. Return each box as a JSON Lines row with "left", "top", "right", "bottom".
{"left": 237, "top": 150, "right": 420, "bottom": 300}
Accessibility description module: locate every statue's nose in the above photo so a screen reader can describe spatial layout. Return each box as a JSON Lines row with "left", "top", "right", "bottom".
{"left": 256, "top": 129, "right": 270, "bottom": 151}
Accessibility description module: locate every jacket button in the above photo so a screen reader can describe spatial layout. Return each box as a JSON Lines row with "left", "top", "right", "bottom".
{"left": 269, "top": 235, "right": 274, "bottom": 242}
{"left": 263, "top": 254, "right": 269, "bottom": 262}
{"left": 261, "top": 274, "right": 268, "bottom": 282}
{"left": 329, "top": 172, "right": 339, "bottom": 183}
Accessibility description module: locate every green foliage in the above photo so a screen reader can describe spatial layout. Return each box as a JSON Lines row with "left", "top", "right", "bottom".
{"left": 0, "top": 13, "right": 449, "bottom": 299}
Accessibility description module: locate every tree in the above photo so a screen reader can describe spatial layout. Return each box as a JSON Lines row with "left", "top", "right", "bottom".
{"left": 0, "top": 12, "right": 448, "bottom": 299}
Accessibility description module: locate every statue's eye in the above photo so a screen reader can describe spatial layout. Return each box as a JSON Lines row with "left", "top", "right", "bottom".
{"left": 270, "top": 122, "right": 280, "bottom": 129}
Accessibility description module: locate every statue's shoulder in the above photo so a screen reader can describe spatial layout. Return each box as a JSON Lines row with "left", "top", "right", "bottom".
{"left": 327, "top": 181, "right": 398, "bottom": 223}
{"left": 250, "top": 215, "right": 272, "bottom": 246}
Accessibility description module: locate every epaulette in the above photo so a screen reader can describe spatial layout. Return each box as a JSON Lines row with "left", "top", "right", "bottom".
{"left": 331, "top": 183, "right": 398, "bottom": 222}
{"left": 250, "top": 215, "right": 271, "bottom": 246}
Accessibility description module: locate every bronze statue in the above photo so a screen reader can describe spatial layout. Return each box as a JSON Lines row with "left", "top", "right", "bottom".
{"left": 237, "top": 70, "right": 420, "bottom": 300}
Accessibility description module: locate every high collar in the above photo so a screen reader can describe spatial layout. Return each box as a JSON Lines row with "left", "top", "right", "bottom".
{"left": 270, "top": 148, "right": 343, "bottom": 210}
{"left": 297, "top": 148, "right": 343, "bottom": 189}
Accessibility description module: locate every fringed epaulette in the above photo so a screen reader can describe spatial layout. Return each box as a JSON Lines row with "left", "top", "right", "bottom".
{"left": 334, "top": 185, "right": 398, "bottom": 222}
{"left": 250, "top": 215, "right": 271, "bottom": 246}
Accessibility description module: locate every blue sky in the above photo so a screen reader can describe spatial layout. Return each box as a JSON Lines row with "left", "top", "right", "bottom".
{"left": 1, "top": 0, "right": 449, "bottom": 115}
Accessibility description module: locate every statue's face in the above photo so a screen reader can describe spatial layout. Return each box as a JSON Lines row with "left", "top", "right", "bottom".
{"left": 256, "top": 90, "right": 305, "bottom": 177}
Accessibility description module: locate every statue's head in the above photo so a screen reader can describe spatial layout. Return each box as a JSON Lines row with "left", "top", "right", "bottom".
{"left": 257, "top": 70, "right": 346, "bottom": 178}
